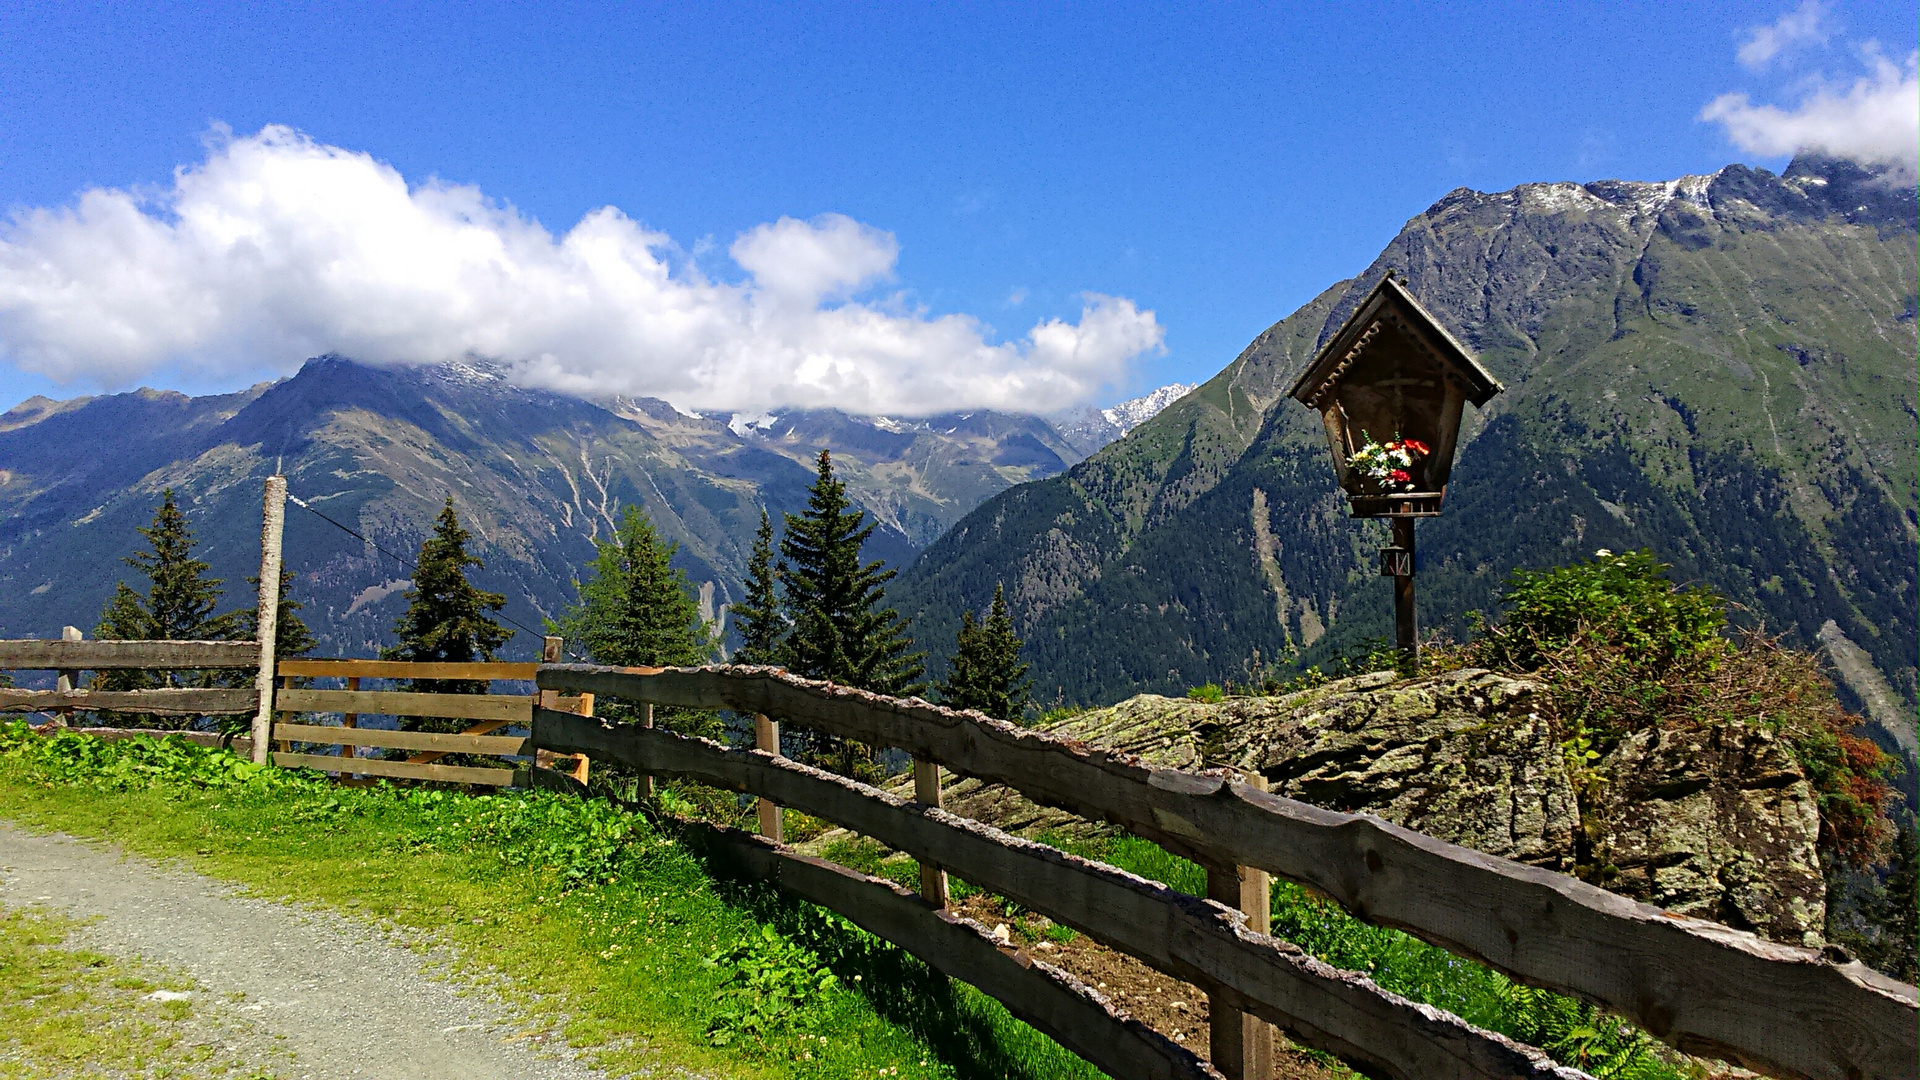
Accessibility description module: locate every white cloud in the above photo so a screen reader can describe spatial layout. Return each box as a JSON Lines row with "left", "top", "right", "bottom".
{"left": 1701, "top": 47, "right": 1919, "bottom": 179}
{"left": 1737, "top": 1, "right": 1829, "bottom": 69}
{"left": 0, "top": 125, "right": 1163, "bottom": 416}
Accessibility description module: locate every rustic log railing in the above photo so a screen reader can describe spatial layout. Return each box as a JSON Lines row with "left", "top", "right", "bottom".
{"left": 0, "top": 636, "right": 262, "bottom": 717}
{"left": 534, "top": 663, "right": 1919, "bottom": 1080}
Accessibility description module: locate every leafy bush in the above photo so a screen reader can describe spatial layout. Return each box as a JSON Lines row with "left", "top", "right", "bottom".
{"left": 0, "top": 723, "right": 315, "bottom": 793}
{"left": 703, "top": 924, "right": 840, "bottom": 1046}
{"left": 1474, "top": 549, "right": 1724, "bottom": 672}
{"left": 1185, "top": 683, "right": 1224, "bottom": 703}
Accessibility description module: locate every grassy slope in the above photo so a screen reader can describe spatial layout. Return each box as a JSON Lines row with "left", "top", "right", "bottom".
{"left": 0, "top": 730, "right": 1100, "bottom": 1080}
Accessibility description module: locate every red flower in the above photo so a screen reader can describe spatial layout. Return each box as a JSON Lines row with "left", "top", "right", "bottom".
{"left": 1382, "top": 440, "right": 1402, "bottom": 451}
{"left": 1388, "top": 469, "right": 1412, "bottom": 484}
{"left": 1404, "top": 439, "right": 1430, "bottom": 456}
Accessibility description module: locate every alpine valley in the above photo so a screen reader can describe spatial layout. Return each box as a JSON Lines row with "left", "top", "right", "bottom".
{"left": 0, "top": 357, "right": 1184, "bottom": 660}
{"left": 893, "top": 154, "right": 1918, "bottom": 766}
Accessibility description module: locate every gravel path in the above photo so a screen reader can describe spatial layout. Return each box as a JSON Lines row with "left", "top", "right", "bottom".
{"left": 0, "top": 822, "right": 640, "bottom": 1080}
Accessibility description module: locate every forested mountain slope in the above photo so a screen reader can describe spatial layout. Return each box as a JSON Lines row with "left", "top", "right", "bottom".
{"left": 895, "top": 155, "right": 1918, "bottom": 755}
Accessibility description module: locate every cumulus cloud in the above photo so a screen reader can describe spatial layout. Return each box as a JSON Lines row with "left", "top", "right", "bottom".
{"left": 0, "top": 125, "right": 1163, "bottom": 415}
{"left": 1736, "top": 0, "right": 1829, "bottom": 69}
{"left": 1701, "top": 47, "right": 1919, "bottom": 179}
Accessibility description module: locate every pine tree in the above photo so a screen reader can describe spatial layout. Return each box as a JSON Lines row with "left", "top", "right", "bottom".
{"left": 730, "top": 510, "right": 784, "bottom": 665}
{"left": 384, "top": 498, "right": 512, "bottom": 731}
{"left": 93, "top": 490, "right": 241, "bottom": 723}
{"left": 558, "top": 506, "right": 713, "bottom": 669}
{"left": 779, "top": 450, "right": 923, "bottom": 777}
{"left": 779, "top": 450, "right": 924, "bottom": 695}
{"left": 938, "top": 584, "right": 1031, "bottom": 722}
{"left": 554, "top": 505, "right": 720, "bottom": 744}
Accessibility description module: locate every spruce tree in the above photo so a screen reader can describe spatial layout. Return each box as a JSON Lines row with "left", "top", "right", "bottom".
{"left": 558, "top": 506, "right": 713, "bottom": 669}
{"left": 93, "top": 490, "right": 241, "bottom": 722}
{"left": 779, "top": 450, "right": 923, "bottom": 777}
{"left": 385, "top": 497, "right": 512, "bottom": 731}
{"left": 730, "top": 510, "right": 784, "bottom": 665}
{"left": 938, "top": 584, "right": 1031, "bottom": 722}
{"left": 779, "top": 450, "right": 924, "bottom": 695}
{"left": 237, "top": 570, "right": 317, "bottom": 662}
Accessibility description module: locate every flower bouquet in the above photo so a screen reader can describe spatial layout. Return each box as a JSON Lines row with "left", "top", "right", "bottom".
{"left": 1346, "top": 434, "right": 1429, "bottom": 492}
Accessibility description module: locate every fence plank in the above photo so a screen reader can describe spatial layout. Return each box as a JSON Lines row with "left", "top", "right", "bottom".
{"left": 0, "top": 687, "right": 258, "bottom": 715}
{"left": 689, "top": 817, "right": 1224, "bottom": 1080}
{"left": 0, "top": 640, "right": 260, "bottom": 670}
{"left": 270, "top": 751, "right": 517, "bottom": 786}
{"left": 533, "top": 707, "right": 1590, "bottom": 1080}
{"left": 537, "top": 664, "right": 1915, "bottom": 1080}
{"left": 276, "top": 689, "right": 532, "bottom": 724}
{"left": 273, "top": 722, "right": 528, "bottom": 756}
{"left": 277, "top": 659, "right": 539, "bottom": 681}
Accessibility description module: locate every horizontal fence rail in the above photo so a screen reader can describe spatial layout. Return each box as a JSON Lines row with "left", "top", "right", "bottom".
{"left": 277, "top": 688, "right": 533, "bottom": 724}
{"left": 689, "top": 818, "right": 1224, "bottom": 1080}
{"left": 0, "top": 639, "right": 260, "bottom": 670}
{"left": 535, "top": 706, "right": 1593, "bottom": 1080}
{"left": 537, "top": 664, "right": 1919, "bottom": 1080}
{"left": 277, "top": 659, "right": 540, "bottom": 681}
{"left": 0, "top": 687, "right": 257, "bottom": 715}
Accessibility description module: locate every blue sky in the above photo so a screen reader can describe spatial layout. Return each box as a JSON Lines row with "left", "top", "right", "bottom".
{"left": 0, "top": 1, "right": 1913, "bottom": 415}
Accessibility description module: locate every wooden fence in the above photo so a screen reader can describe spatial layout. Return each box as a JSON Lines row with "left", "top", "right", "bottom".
{"left": 532, "top": 663, "right": 1919, "bottom": 1080}
{"left": 272, "top": 637, "right": 591, "bottom": 787}
{"left": 0, "top": 633, "right": 261, "bottom": 719}
{"left": 0, "top": 633, "right": 590, "bottom": 789}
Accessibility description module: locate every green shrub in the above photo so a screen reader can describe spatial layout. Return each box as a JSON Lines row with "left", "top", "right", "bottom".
{"left": 1185, "top": 683, "right": 1225, "bottom": 703}
{"left": 1475, "top": 549, "right": 1724, "bottom": 672}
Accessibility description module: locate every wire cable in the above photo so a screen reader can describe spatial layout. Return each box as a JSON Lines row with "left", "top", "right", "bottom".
{"left": 285, "top": 492, "right": 579, "bottom": 661}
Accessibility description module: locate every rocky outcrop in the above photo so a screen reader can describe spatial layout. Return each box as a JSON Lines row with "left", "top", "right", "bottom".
{"left": 930, "top": 669, "right": 1827, "bottom": 945}
{"left": 1588, "top": 722, "right": 1827, "bottom": 946}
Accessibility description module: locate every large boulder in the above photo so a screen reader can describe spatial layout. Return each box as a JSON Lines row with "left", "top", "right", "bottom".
{"left": 926, "top": 668, "right": 1827, "bottom": 944}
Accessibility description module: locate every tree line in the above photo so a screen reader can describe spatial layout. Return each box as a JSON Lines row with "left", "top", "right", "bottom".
{"left": 87, "top": 452, "right": 1031, "bottom": 752}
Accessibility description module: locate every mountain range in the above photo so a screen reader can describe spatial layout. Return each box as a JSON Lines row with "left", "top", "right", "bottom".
{"left": 0, "top": 358, "right": 1187, "bottom": 660}
{"left": 892, "top": 154, "right": 1917, "bottom": 762}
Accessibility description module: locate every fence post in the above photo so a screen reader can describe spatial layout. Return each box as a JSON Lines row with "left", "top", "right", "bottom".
{"left": 535, "top": 636, "right": 563, "bottom": 773}
{"left": 54, "top": 626, "right": 82, "bottom": 728}
{"left": 1206, "top": 772, "right": 1273, "bottom": 1080}
{"left": 913, "top": 759, "right": 949, "bottom": 908}
{"left": 638, "top": 702, "right": 655, "bottom": 799}
{"left": 249, "top": 475, "right": 287, "bottom": 765}
{"left": 754, "top": 713, "right": 783, "bottom": 842}
{"left": 340, "top": 676, "right": 359, "bottom": 779}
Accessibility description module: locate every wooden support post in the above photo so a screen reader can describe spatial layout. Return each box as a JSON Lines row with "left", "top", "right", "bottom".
{"left": 913, "top": 758, "right": 949, "bottom": 908}
{"left": 1207, "top": 773, "right": 1273, "bottom": 1080}
{"left": 637, "top": 702, "right": 655, "bottom": 799}
{"left": 250, "top": 475, "right": 287, "bottom": 765}
{"left": 754, "top": 713, "right": 783, "bottom": 842}
{"left": 533, "top": 636, "right": 563, "bottom": 772}
{"left": 339, "top": 675, "right": 359, "bottom": 778}
{"left": 1392, "top": 516, "right": 1417, "bottom": 669}
{"left": 54, "top": 626, "right": 82, "bottom": 728}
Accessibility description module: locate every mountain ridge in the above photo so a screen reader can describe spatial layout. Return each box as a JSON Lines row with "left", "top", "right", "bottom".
{"left": 893, "top": 155, "right": 1917, "bottom": 752}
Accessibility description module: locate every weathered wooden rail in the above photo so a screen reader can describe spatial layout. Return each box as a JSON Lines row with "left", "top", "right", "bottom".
{"left": 274, "top": 641, "right": 590, "bottom": 787}
{"left": 535, "top": 663, "right": 1919, "bottom": 1080}
{"left": 0, "top": 637, "right": 262, "bottom": 717}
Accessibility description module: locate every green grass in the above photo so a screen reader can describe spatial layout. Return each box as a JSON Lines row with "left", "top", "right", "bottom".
{"left": 1060, "top": 833, "right": 1696, "bottom": 1080}
{"left": 0, "top": 725, "right": 1103, "bottom": 1080}
{"left": 0, "top": 905, "right": 286, "bottom": 1078}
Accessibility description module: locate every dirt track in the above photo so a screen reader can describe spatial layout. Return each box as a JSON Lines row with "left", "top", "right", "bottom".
{"left": 0, "top": 822, "right": 643, "bottom": 1080}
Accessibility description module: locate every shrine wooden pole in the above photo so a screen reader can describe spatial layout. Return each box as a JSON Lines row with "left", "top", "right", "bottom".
{"left": 1393, "top": 517, "right": 1417, "bottom": 667}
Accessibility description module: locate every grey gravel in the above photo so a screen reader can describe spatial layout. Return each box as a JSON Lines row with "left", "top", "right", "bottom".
{"left": 0, "top": 822, "right": 673, "bottom": 1080}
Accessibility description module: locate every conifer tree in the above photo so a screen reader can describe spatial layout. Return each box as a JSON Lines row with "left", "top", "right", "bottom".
{"left": 730, "top": 509, "right": 784, "bottom": 665}
{"left": 385, "top": 498, "right": 512, "bottom": 731}
{"left": 93, "top": 491, "right": 241, "bottom": 717}
{"left": 938, "top": 584, "right": 1031, "bottom": 722}
{"left": 779, "top": 450, "right": 924, "bottom": 695}
{"left": 553, "top": 505, "right": 722, "bottom": 765}
{"left": 779, "top": 451, "right": 923, "bottom": 777}
{"left": 557, "top": 506, "right": 714, "bottom": 670}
